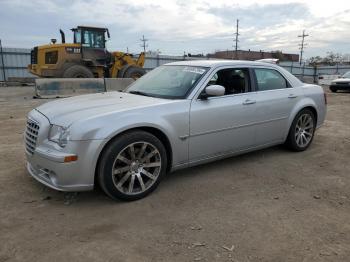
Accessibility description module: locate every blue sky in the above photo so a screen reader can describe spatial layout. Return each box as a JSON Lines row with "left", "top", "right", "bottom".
{"left": 0, "top": 0, "right": 349, "bottom": 58}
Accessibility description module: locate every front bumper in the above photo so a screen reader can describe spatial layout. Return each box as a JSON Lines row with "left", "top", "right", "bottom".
{"left": 330, "top": 83, "right": 350, "bottom": 90}
{"left": 26, "top": 147, "right": 93, "bottom": 191}
{"left": 25, "top": 109, "right": 106, "bottom": 192}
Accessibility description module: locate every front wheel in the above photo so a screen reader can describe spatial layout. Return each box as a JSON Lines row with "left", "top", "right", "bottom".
{"left": 98, "top": 131, "right": 167, "bottom": 201}
{"left": 285, "top": 109, "right": 316, "bottom": 151}
{"left": 330, "top": 86, "right": 337, "bottom": 93}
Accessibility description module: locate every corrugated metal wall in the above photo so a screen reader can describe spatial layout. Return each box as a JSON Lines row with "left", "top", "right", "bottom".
{"left": 1, "top": 47, "right": 349, "bottom": 83}
{"left": 0, "top": 47, "right": 34, "bottom": 81}
{"left": 144, "top": 54, "right": 207, "bottom": 71}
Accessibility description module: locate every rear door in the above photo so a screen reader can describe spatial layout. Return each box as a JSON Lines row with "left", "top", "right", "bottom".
{"left": 252, "top": 67, "right": 302, "bottom": 145}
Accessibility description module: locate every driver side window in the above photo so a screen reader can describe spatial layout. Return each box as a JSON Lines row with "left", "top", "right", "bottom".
{"left": 207, "top": 68, "right": 251, "bottom": 95}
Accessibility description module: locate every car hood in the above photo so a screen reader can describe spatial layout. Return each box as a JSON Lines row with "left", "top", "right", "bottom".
{"left": 331, "top": 78, "right": 350, "bottom": 83}
{"left": 36, "top": 92, "right": 171, "bottom": 126}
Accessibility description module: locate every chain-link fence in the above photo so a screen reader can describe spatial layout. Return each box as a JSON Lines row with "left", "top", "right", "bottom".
{"left": 1, "top": 48, "right": 349, "bottom": 84}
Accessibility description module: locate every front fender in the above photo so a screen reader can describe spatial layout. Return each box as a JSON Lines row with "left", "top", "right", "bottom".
{"left": 69, "top": 101, "right": 191, "bottom": 168}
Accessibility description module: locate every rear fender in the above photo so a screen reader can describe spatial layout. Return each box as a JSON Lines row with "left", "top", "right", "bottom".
{"left": 283, "top": 97, "right": 317, "bottom": 139}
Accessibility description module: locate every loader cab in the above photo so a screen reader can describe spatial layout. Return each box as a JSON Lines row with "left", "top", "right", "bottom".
{"left": 72, "top": 26, "right": 109, "bottom": 48}
{"left": 71, "top": 26, "right": 111, "bottom": 67}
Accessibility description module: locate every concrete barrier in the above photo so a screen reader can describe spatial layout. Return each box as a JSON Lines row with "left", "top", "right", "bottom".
{"left": 35, "top": 78, "right": 135, "bottom": 98}
{"left": 105, "top": 78, "right": 134, "bottom": 92}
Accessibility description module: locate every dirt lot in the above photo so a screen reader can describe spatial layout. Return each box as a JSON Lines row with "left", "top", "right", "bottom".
{"left": 0, "top": 86, "right": 349, "bottom": 262}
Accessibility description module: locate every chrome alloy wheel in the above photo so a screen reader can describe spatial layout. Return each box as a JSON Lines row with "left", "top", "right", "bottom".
{"left": 111, "top": 142, "right": 162, "bottom": 195}
{"left": 295, "top": 113, "right": 314, "bottom": 147}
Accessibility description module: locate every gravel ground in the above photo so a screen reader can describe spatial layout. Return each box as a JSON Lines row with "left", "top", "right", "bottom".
{"left": 0, "top": 86, "right": 349, "bottom": 262}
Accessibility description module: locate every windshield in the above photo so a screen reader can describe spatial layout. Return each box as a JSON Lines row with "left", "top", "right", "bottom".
{"left": 82, "top": 30, "right": 105, "bottom": 48}
{"left": 342, "top": 71, "right": 350, "bottom": 78}
{"left": 126, "top": 65, "right": 208, "bottom": 99}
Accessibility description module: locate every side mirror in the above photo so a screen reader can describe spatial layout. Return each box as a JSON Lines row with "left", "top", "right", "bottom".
{"left": 200, "top": 85, "right": 225, "bottom": 99}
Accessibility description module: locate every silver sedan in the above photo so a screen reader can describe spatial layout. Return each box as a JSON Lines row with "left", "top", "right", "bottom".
{"left": 329, "top": 71, "right": 350, "bottom": 92}
{"left": 25, "top": 60, "right": 327, "bottom": 200}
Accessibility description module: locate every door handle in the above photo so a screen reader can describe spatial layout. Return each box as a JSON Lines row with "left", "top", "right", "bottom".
{"left": 242, "top": 99, "right": 256, "bottom": 105}
{"left": 288, "top": 94, "right": 298, "bottom": 98}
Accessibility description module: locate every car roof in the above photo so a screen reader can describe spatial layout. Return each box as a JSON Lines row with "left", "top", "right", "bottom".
{"left": 165, "top": 59, "right": 303, "bottom": 87}
{"left": 165, "top": 59, "right": 278, "bottom": 69}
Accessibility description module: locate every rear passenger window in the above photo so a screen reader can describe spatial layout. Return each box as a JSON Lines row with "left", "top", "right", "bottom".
{"left": 254, "top": 68, "right": 289, "bottom": 91}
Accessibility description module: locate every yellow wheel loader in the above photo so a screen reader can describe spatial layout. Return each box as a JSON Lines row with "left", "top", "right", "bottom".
{"left": 28, "top": 26, "right": 146, "bottom": 79}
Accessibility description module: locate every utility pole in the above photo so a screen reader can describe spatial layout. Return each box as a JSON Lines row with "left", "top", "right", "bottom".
{"left": 140, "top": 35, "right": 148, "bottom": 53}
{"left": 298, "top": 30, "right": 309, "bottom": 65}
{"left": 233, "top": 19, "right": 239, "bottom": 60}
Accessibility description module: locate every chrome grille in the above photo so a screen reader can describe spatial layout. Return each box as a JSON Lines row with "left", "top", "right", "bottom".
{"left": 25, "top": 119, "right": 40, "bottom": 155}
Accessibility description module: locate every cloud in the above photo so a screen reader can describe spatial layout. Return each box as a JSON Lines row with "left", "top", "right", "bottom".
{"left": 205, "top": 3, "right": 311, "bottom": 29}
{"left": 0, "top": 0, "right": 349, "bottom": 57}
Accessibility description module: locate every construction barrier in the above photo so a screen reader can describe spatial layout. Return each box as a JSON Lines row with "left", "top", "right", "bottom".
{"left": 104, "top": 78, "right": 135, "bottom": 92}
{"left": 34, "top": 78, "right": 134, "bottom": 98}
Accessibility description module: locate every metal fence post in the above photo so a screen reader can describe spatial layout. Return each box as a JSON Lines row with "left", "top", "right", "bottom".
{"left": 302, "top": 62, "right": 305, "bottom": 81}
{"left": 0, "top": 39, "right": 6, "bottom": 84}
{"left": 313, "top": 65, "right": 317, "bottom": 84}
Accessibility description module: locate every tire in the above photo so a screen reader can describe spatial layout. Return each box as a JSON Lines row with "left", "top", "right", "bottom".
{"left": 117, "top": 65, "right": 130, "bottom": 78}
{"left": 330, "top": 86, "right": 337, "bottom": 93}
{"left": 123, "top": 66, "right": 146, "bottom": 79}
{"left": 285, "top": 108, "right": 316, "bottom": 151}
{"left": 62, "top": 65, "right": 94, "bottom": 78}
{"left": 98, "top": 130, "right": 168, "bottom": 201}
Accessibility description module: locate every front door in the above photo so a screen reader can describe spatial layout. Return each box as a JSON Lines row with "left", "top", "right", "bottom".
{"left": 189, "top": 67, "right": 257, "bottom": 163}
{"left": 81, "top": 29, "right": 109, "bottom": 67}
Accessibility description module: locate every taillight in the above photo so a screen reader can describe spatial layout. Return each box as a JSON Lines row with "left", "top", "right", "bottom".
{"left": 324, "top": 91, "right": 327, "bottom": 105}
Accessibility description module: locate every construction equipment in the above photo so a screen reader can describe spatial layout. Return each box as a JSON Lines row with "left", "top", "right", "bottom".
{"left": 28, "top": 26, "right": 146, "bottom": 79}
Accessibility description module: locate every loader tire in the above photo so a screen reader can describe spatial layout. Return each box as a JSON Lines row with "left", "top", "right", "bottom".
{"left": 123, "top": 66, "right": 146, "bottom": 79}
{"left": 63, "top": 65, "right": 94, "bottom": 78}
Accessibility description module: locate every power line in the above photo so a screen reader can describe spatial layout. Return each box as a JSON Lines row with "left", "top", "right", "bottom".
{"left": 233, "top": 19, "right": 239, "bottom": 59}
{"left": 298, "top": 30, "right": 309, "bottom": 65}
{"left": 140, "top": 35, "right": 148, "bottom": 53}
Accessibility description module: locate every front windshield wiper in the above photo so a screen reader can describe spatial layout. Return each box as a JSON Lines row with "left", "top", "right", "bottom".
{"left": 128, "top": 90, "right": 152, "bottom": 97}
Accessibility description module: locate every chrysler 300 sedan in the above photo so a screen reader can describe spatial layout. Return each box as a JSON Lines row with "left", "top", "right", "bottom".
{"left": 25, "top": 60, "right": 327, "bottom": 201}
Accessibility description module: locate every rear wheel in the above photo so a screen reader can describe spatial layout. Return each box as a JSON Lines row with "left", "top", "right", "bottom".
{"left": 123, "top": 66, "right": 146, "bottom": 79}
{"left": 62, "top": 65, "right": 94, "bottom": 78}
{"left": 98, "top": 131, "right": 167, "bottom": 201}
{"left": 285, "top": 109, "right": 316, "bottom": 151}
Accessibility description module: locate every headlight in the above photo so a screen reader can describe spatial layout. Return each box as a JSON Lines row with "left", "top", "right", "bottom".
{"left": 48, "top": 124, "right": 70, "bottom": 147}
